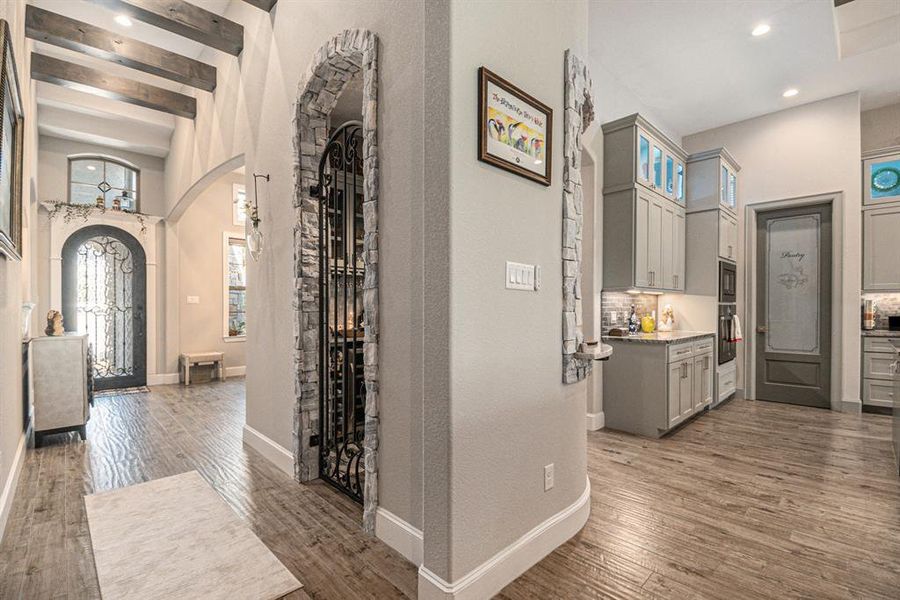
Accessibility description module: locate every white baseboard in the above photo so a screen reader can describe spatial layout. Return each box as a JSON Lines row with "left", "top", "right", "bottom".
{"left": 148, "top": 372, "right": 179, "bottom": 386}
{"left": 242, "top": 424, "right": 293, "bottom": 476}
{"left": 148, "top": 366, "right": 245, "bottom": 386}
{"left": 418, "top": 475, "right": 591, "bottom": 600}
{"left": 841, "top": 398, "right": 862, "bottom": 414}
{"left": 376, "top": 507, "right": 424, "bottom": 566}
{"left": 586, "top": 411, "right": 605, "bottom": 431}
{"left": 0, "top": 433, "right": 27, "bottom": 543}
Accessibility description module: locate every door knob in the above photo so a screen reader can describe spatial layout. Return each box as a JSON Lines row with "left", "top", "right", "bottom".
{"left": 757, "top": 326, "right": 768, "bottom": 333}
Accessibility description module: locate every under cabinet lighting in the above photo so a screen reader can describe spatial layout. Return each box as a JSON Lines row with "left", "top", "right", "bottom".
{"left": 782, "top": 88, "right": 799, "bottom": 98}
{"left": 751, "top": 23, "right": 770, "bottom": 37}
{"left": 115, "top": 15, "right": 133, "bottom": 27}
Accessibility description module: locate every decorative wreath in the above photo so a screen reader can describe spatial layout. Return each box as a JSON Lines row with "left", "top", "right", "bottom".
{"left": 872, "top": 166, "right": 900, "bottom": 193}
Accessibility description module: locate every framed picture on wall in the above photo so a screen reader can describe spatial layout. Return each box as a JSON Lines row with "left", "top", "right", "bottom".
{"left": 478, "top": 67, "right": 552, "bottom": 186}
{"left": 0, "top": 19, "right": 24, "bottom": 260}
{"left": 863, "top": 148, "right": 900, "bottom": 206}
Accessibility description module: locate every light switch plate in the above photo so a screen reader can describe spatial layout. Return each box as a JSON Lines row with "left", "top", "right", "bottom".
{"left": 544, "top": 464, "right": 554, "bottom": 491}
{"left": 187, "top": 296, "right": 200, "bottom": 304}
{"left": 506, "top": 261, "right": 537, "bottom": 291}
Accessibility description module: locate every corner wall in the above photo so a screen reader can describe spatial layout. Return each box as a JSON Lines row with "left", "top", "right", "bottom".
{"left": 420, "top": 1, "right": 591, "bottom": 595}
{"left": 683, "top": 93, "right": 862, "bottom": 410}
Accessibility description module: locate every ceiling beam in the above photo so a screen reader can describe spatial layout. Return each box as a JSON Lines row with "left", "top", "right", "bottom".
{"left": 25, "top": 5, "right": 216, "bottom": 92}
{"left": 240, "top": 0, "right": 278, "bottom": 11}
{"left": 31, "top": 53, "right": 197, "bottom": 119}
{"left": 86, "top": 0, "right": 243, "bottom": 56}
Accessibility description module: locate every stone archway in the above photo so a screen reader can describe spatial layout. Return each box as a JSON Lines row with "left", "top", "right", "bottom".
{"left": 292, "top": 29, "right": 379, "bottom": 532}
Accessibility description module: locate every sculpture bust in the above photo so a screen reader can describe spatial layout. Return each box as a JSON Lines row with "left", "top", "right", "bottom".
{"left": 45, "top": 310, "right": 64, "bottom": 336}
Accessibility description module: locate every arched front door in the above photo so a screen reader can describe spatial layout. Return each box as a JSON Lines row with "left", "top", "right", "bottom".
{"left": 62, "top": 225, "right": 147, "bottom": 390}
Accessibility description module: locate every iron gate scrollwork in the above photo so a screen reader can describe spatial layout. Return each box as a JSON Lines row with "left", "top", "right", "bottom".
{"left": 311, "top": 121, "right": 366, "bottom": 502}
{"left": 62, "top": 225, "right": 147, "bottom": 390}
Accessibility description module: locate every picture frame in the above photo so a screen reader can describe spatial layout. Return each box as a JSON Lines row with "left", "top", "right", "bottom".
{"left": 0, "top": 19, "right": 23, "bottom": 261}
{"left": 478, "top": 67, "right": 552, "bottom": 186}
{"left": 862, "top": 147, "right": 900, "bottom": 207}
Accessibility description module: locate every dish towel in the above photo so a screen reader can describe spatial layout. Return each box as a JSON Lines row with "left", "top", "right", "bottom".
{"left": 731, "top": 315, "right": 743, "bottom": 342}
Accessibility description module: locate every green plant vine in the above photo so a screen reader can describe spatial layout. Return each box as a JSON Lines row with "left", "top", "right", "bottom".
{"left": 45, "top": 201, "right": 150, "bottom": 235}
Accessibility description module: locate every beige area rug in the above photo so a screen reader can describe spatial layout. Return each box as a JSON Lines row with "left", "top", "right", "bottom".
{"left": 85, "top": 471, "right": 302, "bottom": 600}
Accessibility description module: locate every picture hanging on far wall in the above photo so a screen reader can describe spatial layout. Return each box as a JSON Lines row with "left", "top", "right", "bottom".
{"left": 0, "top": 19, "right": 23, "bottom": 260}
{"left": 863, "top": 149, "right": 900, "bottom": 206}
{"left": 478, "top": 67, "right": 552, "bottom": 186}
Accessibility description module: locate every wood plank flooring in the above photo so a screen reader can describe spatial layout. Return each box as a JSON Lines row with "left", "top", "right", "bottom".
{"left": 0, "top": 383, "right": 897, "bottom": 599}
{"left": 499, "top": 400, "right": 900, "bottom": 599}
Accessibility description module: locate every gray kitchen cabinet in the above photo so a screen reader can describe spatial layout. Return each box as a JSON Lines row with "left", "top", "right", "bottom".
{"left": 718, "top": 211, "right": 738, "bottom": 262}
{"left": 685, "top": 147, "right": 740, "bottom": 215}
{"left": 863, "top": 206, "right": 900, "bottom": 291}
{"left": 602, "top": 114, "right": 688, "bottom": 293}
{"left": 604, "top": 335, "right": 715, "bottom": 437}
{"left": 860, "top": 334, "right": 900, "bottom": 408}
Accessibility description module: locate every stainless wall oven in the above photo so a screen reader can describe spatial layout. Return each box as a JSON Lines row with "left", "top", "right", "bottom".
{"left": 718, "top": 304, "right": 737, "bottom": 365}
{"left": 719, "top": 261, "right": 736, "bottom": 303}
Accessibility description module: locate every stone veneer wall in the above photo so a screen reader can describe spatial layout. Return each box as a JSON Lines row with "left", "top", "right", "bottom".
{"left": 862, "top": 292, "right": 900, "bottom": 330}
{"left": 562, "top": 51, "right": 595, "bottom": 384}
{"left": 292, "top": 29, "right": 380, "bottom": 533}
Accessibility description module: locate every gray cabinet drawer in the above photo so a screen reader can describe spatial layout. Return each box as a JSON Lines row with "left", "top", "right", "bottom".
{"left": 668, "top": 342, "right": 694, "bottom": 363}
{"left": 692, "top": 337, "right": 715, "bottom": 355}
{"left": 862, "top": 379, "right": 894, "bottom": 408}
{"left": 863, "top": 353, "right": 896, "bottom": 381}
{"left": 863, "top": 336, "right": 900, "bottom": 353}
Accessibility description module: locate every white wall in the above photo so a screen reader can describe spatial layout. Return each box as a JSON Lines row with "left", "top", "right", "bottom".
{"left": 420, "top": 0, "right": 590, "bottom": 587}
{"left": 0, "top": 0, "right": 40, "bottom": 540}
{"left": 683, "top": 93, "right": 862, "bottom": 410}
{"left": 37, "top": 136, "right": 166, "bottom": 216}
{"left": 177, "top": 172, "right": 246, "bottom": 371}
{"left": 861, "top": 102, "right": 900, "bottom": 153}
{"left": 163, "top": 0, "right": 426, "bottom": 534}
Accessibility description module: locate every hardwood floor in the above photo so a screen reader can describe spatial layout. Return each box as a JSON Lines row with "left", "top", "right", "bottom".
{"left": 0, "top": 383, "right": 897, "bottom": 599}
{"left": 499, "top": 400, "right": 900, "bottom": 599}
{"left": 0, "top": 381, "right": 416, "bottom": 600}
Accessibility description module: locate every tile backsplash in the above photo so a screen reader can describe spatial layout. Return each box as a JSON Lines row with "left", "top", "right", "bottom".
{"left": 601, "top": 292, "right": 658, "bottom": 334}
{"left": 862, "top": 293, "right": 900, "bottom": 330}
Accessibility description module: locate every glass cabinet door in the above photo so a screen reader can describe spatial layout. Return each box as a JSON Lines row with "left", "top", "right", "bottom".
{"left": 676, "top": 162, "right": 685, "bottom": 203}
{"left": 864, "top": 154, "right": 900, "bottom": 206}
{"left": 720, "top": 164, "right": 728, "bottom": 206}
{"left": 665, "top": 155, "right": 675, "bottom": 197}
{"left": 728, "top": 172, "right": 737, "bottom": 209}
{"left": 638, "top": 133, "right": 650, "bottom": 185}
{"left": 653, "top": 143, "right": 663, "bottom": 189}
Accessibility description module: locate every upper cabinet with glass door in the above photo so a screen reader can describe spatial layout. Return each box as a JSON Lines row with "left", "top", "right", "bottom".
{"left": 684, "top": 147, "right": 740, "bottom": 216}
{"left": 862, "top": 147, "right": 900, "bottom": 208}
{"left": 602, "top": 114, "right": 688, "bottom": 205}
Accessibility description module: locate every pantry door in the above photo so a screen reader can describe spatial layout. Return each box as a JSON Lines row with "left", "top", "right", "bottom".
{"left": 755, "top": 204, "right": 831, "bottom": 408}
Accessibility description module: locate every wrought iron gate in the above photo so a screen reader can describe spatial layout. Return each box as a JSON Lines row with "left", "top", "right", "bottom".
{"left": 312, "top": 121, "right": 366, "bottom": 502}
{"left": 62, "top": 225, "right": 147, "bottom": 390}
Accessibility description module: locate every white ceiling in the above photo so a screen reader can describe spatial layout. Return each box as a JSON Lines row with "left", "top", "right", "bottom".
{"left": 588, "top": 0, "right": 900, "bottom": 138}
{"left": 30, "top": 0, "right": 232, "bottom": 157}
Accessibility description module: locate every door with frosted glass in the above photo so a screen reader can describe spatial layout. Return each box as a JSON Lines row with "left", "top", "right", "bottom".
{"left": 755, "top": 205, "right": 831, "bottom": 408}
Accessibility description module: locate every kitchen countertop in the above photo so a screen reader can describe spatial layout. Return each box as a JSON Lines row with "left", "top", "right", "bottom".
{"left": 861, "top": 330, "right": 900, "bottom": 337}
{"left": 602, "top": 331, "right": 715, "bottom": 344}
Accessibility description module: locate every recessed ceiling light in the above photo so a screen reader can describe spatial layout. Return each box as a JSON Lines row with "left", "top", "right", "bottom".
{"left": 115, "top": 15, "right": 133, "bottom": 27}
{"left": 782, "top": 88, "right": 799, "bottom": 98}
{"left": 751, "top": 23, "right": 770, "bottom": 37}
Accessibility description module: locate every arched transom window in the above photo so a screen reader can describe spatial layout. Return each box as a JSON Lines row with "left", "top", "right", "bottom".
{"left": 69, "top": 156, "right": 140, "bottom": 211}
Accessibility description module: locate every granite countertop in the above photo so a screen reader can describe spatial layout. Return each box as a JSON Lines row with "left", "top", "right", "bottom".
{"left": 861, "top": 330, "right": 900, "bottom": 338}
{"left": 602, "top": 331, "right": 715, "bottom": 344}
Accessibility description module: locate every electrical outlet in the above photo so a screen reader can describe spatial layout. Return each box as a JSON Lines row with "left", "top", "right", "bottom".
{"left": 544, "top": 464, "right": 554, "bottom": 491}
{"left": 186, "top": 296, "right": 200, "bottom": 304}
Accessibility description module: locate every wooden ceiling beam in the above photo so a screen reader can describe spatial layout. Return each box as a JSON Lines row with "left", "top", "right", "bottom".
{"left": 26, "top": 5, "right": 216, "bottom": 92}
{"left": 240, "top": 0, "right": 278, "bottom": 11}
{"left": 86, "top": 0, "right": 243, "bottom": 56}
{"left": 31, "top": 52, "right": 197, "bottom": 119}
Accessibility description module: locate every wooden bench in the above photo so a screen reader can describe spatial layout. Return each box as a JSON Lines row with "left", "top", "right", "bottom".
{"left": 179, "top": 352, "right": 226, "bottom": 385}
